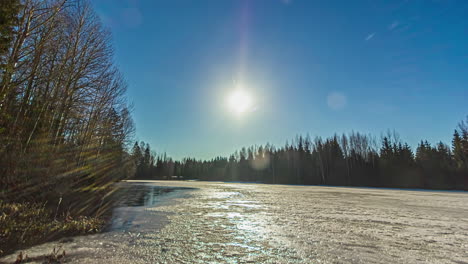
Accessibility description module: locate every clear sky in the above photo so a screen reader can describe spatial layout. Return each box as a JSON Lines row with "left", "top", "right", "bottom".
{"left": 93, "top": 0, "right": 467, "bottom": 160}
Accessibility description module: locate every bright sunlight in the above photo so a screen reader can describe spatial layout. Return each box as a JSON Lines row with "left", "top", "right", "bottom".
{"left": 227, "top": 89, "right": 253, "bottom": 115}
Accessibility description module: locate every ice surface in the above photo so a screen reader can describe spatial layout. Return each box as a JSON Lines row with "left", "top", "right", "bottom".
{"left": 2, "top": 181, "right": 467, "bottom": 263}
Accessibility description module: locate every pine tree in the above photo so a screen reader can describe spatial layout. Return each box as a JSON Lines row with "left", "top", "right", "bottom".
{"left": 131, "top": 141, "right": 142, "bottom": 178}
{"left": 453, "top": 130, "right": 466, "bottom": 169}
{"left": 452, "top": 118, "right": 468, "bottom": 189}
{"left": 143, "top": 144, "right": 151, "bottom": 178}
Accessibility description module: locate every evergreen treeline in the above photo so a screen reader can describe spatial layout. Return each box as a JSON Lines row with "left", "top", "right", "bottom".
{"left": 134, "top": 118, "right": 468, "bottom": 190}
{"left": 131, "top": 141, "right": 181, "bottom": 180}
{"left": 0, "top": 0, "right": 134, "bottom": 213}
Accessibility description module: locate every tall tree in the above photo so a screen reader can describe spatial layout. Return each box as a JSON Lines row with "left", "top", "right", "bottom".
{"left": 0, "top": 0, "right": 21, "bottom": 59}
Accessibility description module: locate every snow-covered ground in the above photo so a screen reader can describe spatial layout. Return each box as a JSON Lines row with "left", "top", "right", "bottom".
{"left": 2, "top": 180, "right": 467, "bottom": 263}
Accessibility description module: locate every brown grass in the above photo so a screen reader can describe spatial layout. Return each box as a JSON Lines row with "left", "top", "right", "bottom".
{"left": 0, "top": 201, "right": 105, "bottom": 257}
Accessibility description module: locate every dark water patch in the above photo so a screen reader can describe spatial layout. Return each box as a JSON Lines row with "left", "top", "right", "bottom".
{"left": 106, "top": 183, "right": 194, "bottom": 232}
{"left": 114, "top": 183, "right": 191, "bottom": 207}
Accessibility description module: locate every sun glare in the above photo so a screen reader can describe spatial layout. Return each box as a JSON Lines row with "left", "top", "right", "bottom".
{"left": 227, "top": 89, "right": 253, "bottom": 115}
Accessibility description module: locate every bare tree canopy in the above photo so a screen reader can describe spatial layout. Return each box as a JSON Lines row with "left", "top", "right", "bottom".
{"left": 0, "top": 0, "right": 134, "bottom": 207}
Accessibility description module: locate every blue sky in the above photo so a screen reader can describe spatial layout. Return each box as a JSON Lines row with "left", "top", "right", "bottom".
{"left": 93, "top": 0, "right": 467, "bottom": 160}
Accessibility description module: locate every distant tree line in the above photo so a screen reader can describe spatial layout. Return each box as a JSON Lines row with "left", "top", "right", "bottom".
{"left": 131, "top": 141, "right": 181, "bottom": 180}
{"left": 134, "top": 118, "right": 468, "bottom": 190}
{"left": 0, "top": 0, "right": 134, "bottom": 215}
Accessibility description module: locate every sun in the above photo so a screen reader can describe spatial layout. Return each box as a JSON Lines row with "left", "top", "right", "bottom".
{"left": 227, "top": 89, "right": 253, "bottom": 115}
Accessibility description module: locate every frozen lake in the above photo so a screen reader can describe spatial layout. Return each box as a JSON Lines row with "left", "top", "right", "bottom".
{"left": 2, "top": 180, "right": 467, "bottom": 263}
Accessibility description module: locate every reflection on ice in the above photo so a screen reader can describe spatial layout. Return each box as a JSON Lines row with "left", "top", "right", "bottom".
{"left": 114, "top": 184, "right": 179, "bottom": 207}
{"left": 226, "top": 242, "right": 261, "bottom": 251}
{"left": 227, "top": 212, "right": 241, "bottom": 218}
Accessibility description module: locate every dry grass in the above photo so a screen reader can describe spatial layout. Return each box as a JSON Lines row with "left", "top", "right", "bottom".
{"left": 9, "top": 246, "right": 66, "bottom": 264}
{"left": 0, "top": 201, "right": 104, "bottom": 257}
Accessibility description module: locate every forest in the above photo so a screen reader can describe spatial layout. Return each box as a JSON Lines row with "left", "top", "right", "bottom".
{"left": 0, "top": 0, "right": 134, "bottom": 255}
{"left": 132, "top": 121, "right": 468, "bottom": 190}
{"left": 0, "top": 0, "right": 134, "bottom": 201}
